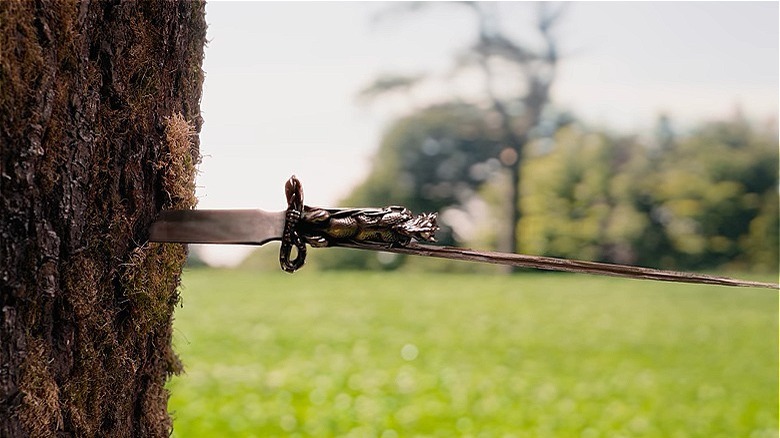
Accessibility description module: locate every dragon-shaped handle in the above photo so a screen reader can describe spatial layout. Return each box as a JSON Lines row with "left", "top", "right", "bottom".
{"left": 279, "top": 175, "right": 439, "bottom": 272}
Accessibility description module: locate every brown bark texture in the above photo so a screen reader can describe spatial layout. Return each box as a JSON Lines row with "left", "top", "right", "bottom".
{"left": 0, "top": 1, "right": 206, "bottom": 436}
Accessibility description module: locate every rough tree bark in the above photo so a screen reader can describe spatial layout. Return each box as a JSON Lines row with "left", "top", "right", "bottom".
{"left": 1, "top": 1, "right": 206, "bottom": 436}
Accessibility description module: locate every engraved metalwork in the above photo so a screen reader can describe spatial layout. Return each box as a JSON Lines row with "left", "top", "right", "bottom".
{"left": 278, "top": 175, "right": 438, "bottom": 272}
{"left": 299, "top": 206, "right": 438, "bottom": 248}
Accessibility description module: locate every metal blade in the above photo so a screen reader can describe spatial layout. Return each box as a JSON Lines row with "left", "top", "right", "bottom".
{"left": 149, "top": 209, "right": 286, "bottom": 245}
{"left": 337, "top": 242, "right": 779, "bottom": 289}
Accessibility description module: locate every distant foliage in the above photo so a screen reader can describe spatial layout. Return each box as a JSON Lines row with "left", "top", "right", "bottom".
{"left": 634, "top": 118, "right": 778, "bottom": 271}
{"left": 521, "top": 127, "right": 649, "bottom": 265}
{"left": 347, "top": 104, "right": 503, "bottom": 215}
{"left": 523, "top": 118, "right": 778, "bottom": 271}
{"left": 331, "top": 108, "right": 778, "bottom": 272}
{"left": 320, "top": 103, "right": 503, "bottom": 270}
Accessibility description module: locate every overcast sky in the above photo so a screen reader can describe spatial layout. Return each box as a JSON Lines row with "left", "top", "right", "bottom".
{"left": 194, "top": 1, "right": 778, "bottom": 265}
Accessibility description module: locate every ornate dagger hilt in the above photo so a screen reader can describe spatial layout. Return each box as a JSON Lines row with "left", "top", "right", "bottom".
{"left": 278, "top": 175, "right": 439, "bottom": 273}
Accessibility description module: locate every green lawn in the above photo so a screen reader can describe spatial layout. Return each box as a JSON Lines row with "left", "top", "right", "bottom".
{"left": 168, "top": 269, "right": 778, "bottom": 437}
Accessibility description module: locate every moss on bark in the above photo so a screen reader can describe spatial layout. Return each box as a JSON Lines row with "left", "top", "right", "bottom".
{"left": 0, "top": 1, "right": 206, "bottom": 436}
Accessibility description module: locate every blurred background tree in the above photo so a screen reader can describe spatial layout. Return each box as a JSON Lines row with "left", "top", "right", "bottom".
{"left": 520, "top": 125, "right": 648, "bottom": 265}
{"left": 359, "top": 2, "right": 565, "bottom": 259}
{"left": 243, "top": 3, "right": 778, "bottom": 274}
{"left": 315, "top": 103, "right": 503, "bottom": 270}
{"left": 632, "top": 115, "right": 779, "bottom": 271}
{"left": 520, "top": 114, "right": 778, "bottom": 271}
{"left": 346, "top": 103, "right": 503, "bottom": 245}
{"left": 310, "top": 109, "right": 778, "bottom": 272}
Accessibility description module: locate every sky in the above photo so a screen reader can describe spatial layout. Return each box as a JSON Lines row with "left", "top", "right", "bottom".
{"left": 193, "top": 1, "right": 778, "bottom": 266}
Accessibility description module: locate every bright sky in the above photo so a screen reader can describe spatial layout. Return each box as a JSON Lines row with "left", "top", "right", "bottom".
{"left": 194, "top": 1, "right": 778, "bottom": 266}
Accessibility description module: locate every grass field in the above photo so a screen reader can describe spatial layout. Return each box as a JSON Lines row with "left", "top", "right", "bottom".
{"left": 168, "top": 269, "right": 778, "bottom": 437}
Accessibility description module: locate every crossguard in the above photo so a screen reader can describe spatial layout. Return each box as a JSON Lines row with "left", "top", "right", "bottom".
{"left": 279, "top": 176, "right": 307, "bottom": 272}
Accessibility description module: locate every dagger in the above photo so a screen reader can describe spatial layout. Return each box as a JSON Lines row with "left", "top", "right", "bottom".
{"left": 149, "top": 176, "right": 778, "bottom": 290}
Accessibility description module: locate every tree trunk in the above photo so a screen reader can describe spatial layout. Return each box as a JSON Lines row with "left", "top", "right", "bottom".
{"left": 0, "top": 2, "right": 206, "bottom": 436}
{"left": 505, "top": 154, "right": 522, "bottom": 257}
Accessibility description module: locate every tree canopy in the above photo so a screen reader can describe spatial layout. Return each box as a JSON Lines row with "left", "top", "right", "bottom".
{"left": 326, "top": 107, "right": 778, "bottom": 273}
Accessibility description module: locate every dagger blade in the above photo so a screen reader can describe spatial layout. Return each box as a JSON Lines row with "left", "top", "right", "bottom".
{"left": 149, "top": 209, "right": 286, "bottom": 245}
